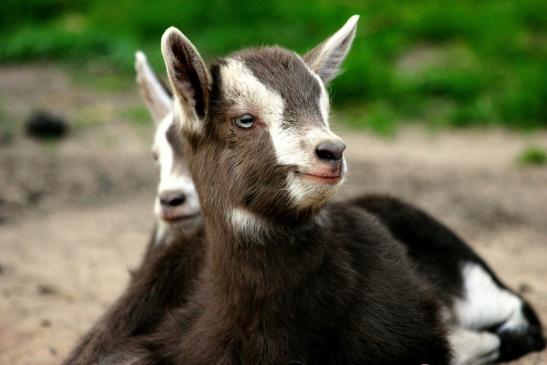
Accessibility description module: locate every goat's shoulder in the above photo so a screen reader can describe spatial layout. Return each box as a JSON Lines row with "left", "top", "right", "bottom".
{"left": 323, "top": 202, "right": 452, "bottom": 364}
{"left": 325, "top": 201, "right": 408, "bottom": 265}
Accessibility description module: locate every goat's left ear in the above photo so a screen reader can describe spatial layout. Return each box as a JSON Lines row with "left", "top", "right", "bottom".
{"left": 303, "top": 15, "right": 359, "bottom": 84}
{"left": 135, "top": 51, "right": 172, "bottom": 124}
{"left": 161, "top": 27, "right": 209, "bottom": 120}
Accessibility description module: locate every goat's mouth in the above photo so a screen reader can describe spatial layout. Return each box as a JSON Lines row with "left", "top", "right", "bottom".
{"left": 160, "top": 210, "right": 201, "bottom": 224}
{"left": 294, "top": 168, "right": 343, "bottom": 185}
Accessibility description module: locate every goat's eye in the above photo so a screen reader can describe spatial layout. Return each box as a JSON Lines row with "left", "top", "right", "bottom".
{"left": 234, "top": 114, "right": 255, "bottom": 129}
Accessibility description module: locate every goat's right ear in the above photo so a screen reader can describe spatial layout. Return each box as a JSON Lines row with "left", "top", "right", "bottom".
{"left": 161, "top": 27, "right": 209, "bottom": 121}
{"left": 303, "top": 15, "right": 359, "bottom": 84}
{"left": 135, "top": 51, "right": 172, "bottom": 124}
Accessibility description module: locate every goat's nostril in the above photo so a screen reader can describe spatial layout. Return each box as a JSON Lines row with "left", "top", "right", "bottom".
{"left": 159, "top": 191, "right": 186, "bottom": 207}
{"left": 315, "top": 141, "right": 346, "bottom": 162}
{"left": 169, "top": 196, "right": 186, "bottom": 206}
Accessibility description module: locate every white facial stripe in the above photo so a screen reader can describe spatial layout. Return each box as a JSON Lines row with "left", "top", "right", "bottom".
{"left": 295, "top": 53, "right": 330, "bottom": 126}
{"left": 221, "top": 59, "right": 285, "bottom": 124}
{"left": 221, "top": 58, "right": 343, "bottom": 209}
{"left": 154, "top": 114, "right": 176, "bottom": 181}
{"left": 153, "top": 113, "right": 200, "bottom": 221}
{"left": 220, "top": 58, "right": 338, "bottom": 168}
{"left": 305, "top": 127, "right": 343, "bottom": 148}
{"left": 453, "top": 263, "right": 527, "bottom": 332}
{"left": 271, "top": 123, "right": 342, "bottom": 167}
{"left": 154, "top": 114, "right": 193, "bottom": 194}
{"left": 317, "top": 77, "right": 330, "bottom": 125}
{"left": 221, "top": 59, "right": 299, "bottom": 166}
{"left": 269, "top": 123, "right": 304, "bottom": 167}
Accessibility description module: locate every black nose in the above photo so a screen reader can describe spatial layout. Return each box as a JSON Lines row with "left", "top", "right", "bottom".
{"left": 159, "top": 191, "right": 186, "bottom": 207}
{"left": 315, "top": 140, "right": 346, "bottom": 162}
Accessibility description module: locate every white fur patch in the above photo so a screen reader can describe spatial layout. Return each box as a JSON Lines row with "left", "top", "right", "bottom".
{"left": 153, "top": 220, "right": 169, "bottom": 245}
{"left": 453, "top": 263, "right": 527, "bottom": 332}
{"left": 152, "top": 113, "right": 200, "bottom": 222}
{"left": 154, "top": 114, "right": 175, "bottom": 176}
{"left": 221, "top": 58, "right": 322, "bottom": 168}
{"left": 230, "top": 207, "right": 268, "bottom": 239}
{"left": 296, "top": 53, "right": 331, "bottom": 125}
{"left": 449, "top": 327, "right": 500, "bottom": 365}
{"left": 271, "top": 124, "right": 345, "bottom": 207}
{"left": 285, "top": 171, "right": 339, "bottom": 208}
{"left": 317, "top": 77, "right": 330, "bottom": 125}
{"left": 221, "top": 58, "right": 286, "bottom": 127}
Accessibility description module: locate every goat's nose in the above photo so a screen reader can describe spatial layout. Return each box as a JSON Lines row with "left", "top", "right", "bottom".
{"left": 159, "top": 191, "right": 186, "bottom": 207}
{"left": 315, "top": 140, "right": 346, "bottom": 162}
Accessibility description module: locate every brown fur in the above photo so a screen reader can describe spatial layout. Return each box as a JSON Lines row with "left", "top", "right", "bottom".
{"left": 61, "top": 226, "right": 205, "bottom": 365}
{"left": 129, "top": 29, "right": 452, "bottom": 363}
{"left": 65, "top": 20, "right": 452, "bottom": 364}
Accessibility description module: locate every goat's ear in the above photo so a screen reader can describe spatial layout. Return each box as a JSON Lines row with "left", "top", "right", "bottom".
{"left": 303, "top": 15, "right": 359, "bottom": 84}
{"left": 135, "top": 51, "right": 172, "bottom": 124}
{"left": 161, "top": 27, "right": 209, "bottom": 120}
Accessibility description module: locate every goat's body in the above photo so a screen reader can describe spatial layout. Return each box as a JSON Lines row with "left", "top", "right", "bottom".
{"left": 351, "top": 195, "right": 545, "bottom": 362}
{"left": 63, "top": 17, "right": 544, "bottom": 364}
{"left": 144, "top": 21, "right": 452, "bottom": 363}
{"left": 136, "top": 204, "right": 450, "bottom": 365}
{"left": 63, "top": 195, "right": 544, "bottom": 365}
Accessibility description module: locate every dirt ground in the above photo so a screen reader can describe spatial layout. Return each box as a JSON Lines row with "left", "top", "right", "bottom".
{"left": 0, "top": 65, "right": 545, "bottom": 364}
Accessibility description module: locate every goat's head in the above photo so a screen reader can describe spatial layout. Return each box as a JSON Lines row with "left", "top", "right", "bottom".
{"left": 135, "top": 51, "right": 200, "bottom": 230}
{"left": 160, "top": 16, "right": 358, "bottom": 225}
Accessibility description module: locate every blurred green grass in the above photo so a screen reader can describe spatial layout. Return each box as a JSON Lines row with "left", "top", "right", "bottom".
{"left": 517, "top": 146, "right": 547, "bottom": 166}
{"left": 1, "top": 0, "right": 545, "bottom": 131}
{"left": 518, "top": 146, "right": 547, "bottom": 165}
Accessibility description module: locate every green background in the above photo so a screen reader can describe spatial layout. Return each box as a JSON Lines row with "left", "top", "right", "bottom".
{"left": 1, "top": 0, "right": 545, "bottom": 132}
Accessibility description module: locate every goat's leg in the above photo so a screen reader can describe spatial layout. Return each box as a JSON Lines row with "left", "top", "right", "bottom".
{"left": 449, "top": 327, "right": 500, "bottom": 365}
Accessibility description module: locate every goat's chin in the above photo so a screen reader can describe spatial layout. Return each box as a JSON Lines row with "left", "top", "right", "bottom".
{"left": 169, "top": 219, "right": 202, "bottom": 238}
{"left": 286, "top": 173, "right": 339, "bottom": 210}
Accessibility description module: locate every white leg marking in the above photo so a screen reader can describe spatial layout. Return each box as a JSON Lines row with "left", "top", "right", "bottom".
{"left": 449, "top": 327, "right": 500, "bottom": 365}
{"left": 453, "top": 263, "right": 527, "bottom": 332}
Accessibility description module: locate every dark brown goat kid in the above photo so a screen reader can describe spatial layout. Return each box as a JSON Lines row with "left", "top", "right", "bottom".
{"left": 62, "top": 16, "right": 546, "bottom": 365}
{"left": 131, "top": 16, "right": 452, "bottom": 364}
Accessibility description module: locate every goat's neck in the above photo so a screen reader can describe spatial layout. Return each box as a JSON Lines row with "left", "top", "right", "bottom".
{"left": 188, "top": 143, "right": 331, "bottom": 305}
{"left": 199, "top": 202, "right": 330, "bottom": 307}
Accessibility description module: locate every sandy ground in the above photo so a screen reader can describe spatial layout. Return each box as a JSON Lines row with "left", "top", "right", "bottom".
{"left": 0, "top": 65, "right": 546, "bottom": 364}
